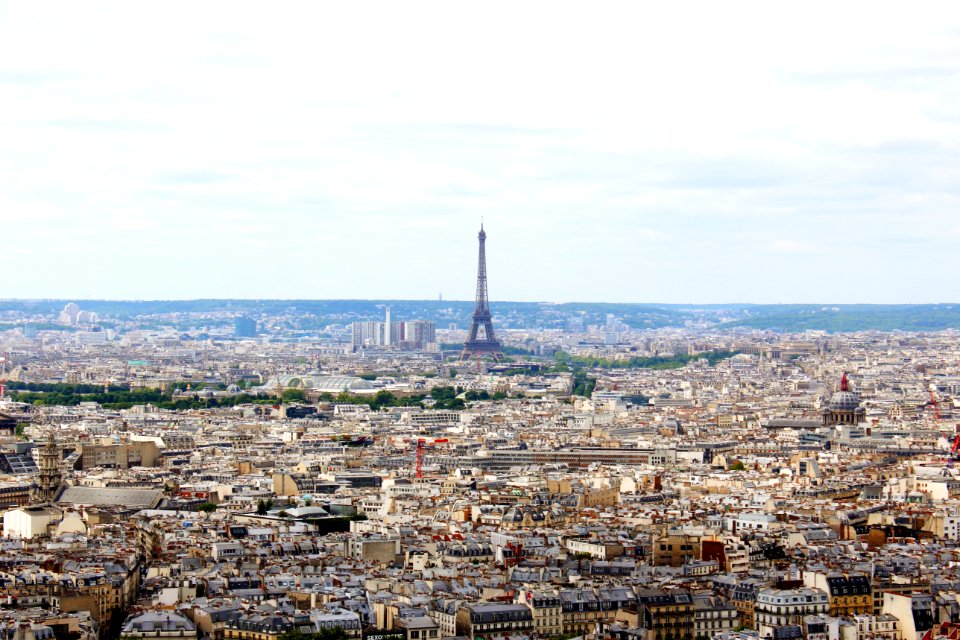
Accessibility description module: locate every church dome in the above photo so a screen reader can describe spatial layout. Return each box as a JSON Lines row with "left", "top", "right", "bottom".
{"left": 828, "top": 373, "right": 861, "bottom": 412}
{"left": 829, "top": 391, "right": 861, "bottom": 412}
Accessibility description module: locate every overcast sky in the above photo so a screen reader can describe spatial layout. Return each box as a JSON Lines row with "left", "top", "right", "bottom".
{"left": 1, "top": 2, "right": 958, "bottom": 303}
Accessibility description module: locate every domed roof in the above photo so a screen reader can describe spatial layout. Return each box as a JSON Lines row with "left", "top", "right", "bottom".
{"left": 828, "top": 373, "right": 862, "bottom": 412}
{"left": 829, "top": 391, "right": 861, "bottom": 412}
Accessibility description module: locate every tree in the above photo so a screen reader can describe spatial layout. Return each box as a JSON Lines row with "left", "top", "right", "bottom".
{"left": 256, "top": 499, "right": 268, "bottom": 515}
{"left": 730, "top": 460, "right": 745, "bottom": 471}
{"left": 371, "top": 390, "right": 397, "bottom": 409}
{"left": 197, "top": 502, "right": 217, "bottom": 513}
{"left": 281, "top": 389, "right": 306, "bottom": 403}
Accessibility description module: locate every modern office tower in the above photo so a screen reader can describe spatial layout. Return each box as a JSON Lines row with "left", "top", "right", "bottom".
{"left": 352, "top": 315, "right": 435, "bottom": 351}
{"left": 403, "top": 320, "right": 436, "bottom": 348}
{"left": 352, "top": 321, "right": 382, "bottom": 349}
{"left": 351, "top": 322, "right": 363, "bottom": 349}
{"left": 384, "top": 306, "right": 392, "bottom": 347}
{"left": 234, "top": 317, "right": 257, "bottom": 338}
{"left": 59, "top": 303, "right": 80, "bottom": 325}
{"left": 461, "top": 224, "right": 503, "bottom": 361}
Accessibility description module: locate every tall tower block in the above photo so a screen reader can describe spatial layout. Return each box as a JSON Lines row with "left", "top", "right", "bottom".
{"left": 384, "top": 306, "right": 392, "bottom": 347}
{"left": 461, "top": 224, "right": 504, "bottom": 361}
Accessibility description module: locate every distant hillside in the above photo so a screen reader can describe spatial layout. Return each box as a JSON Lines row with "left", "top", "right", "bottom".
{"left": 0, "top": 299, "right": 958, "bottom": 333}
{"left": 717, "top": 304, "right": 960, "bottom": 332}
{"left": 0, "top": 299, "right": 690, "bottom": 331}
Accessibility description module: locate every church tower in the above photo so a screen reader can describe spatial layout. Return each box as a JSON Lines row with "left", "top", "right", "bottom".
{"left": 32, "top": 432, "right": 63, "bottom": 504}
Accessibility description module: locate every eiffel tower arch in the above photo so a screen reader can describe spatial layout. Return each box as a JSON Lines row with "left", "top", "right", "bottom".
{"left": 461, "top": 224, "right": 504, "bottom": 361}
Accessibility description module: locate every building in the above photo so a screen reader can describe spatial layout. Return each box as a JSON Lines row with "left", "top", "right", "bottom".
{"left": 352, "top": 314, "right": 436, "bottom": 351}
{"left": 822, "top": 373, "right": 866, "bottom": 426}
{"left": 566, "top": 537, "right": 625, "bottom": 560}
{"left": 79, "top": 440, "right": 161, "bottom": 469}
{"left": 518, "top": 591, "right": 563, "bottom": 638}
{"left": 653, "top": 530, "right": 706, "bottom": 567}
{"left": 803, "top": 572, "right": 872, "bottom": 616}
{"left": 383, "top": 306, "right": 392, "bottom": 346}
{"left": 395, "top": 616, "right": 440, "bottom": 640}
{"left": 560, "top": 588, "right": 606, "bottom": 635}
{"left": 754, "top": 588, "right": 829, "bottom": 638}
{"left": 852, "top": 614, "right": 900, "bottom": 640}
{"left": 694, "top": 595, "right": 738, "bottom": 640}
{"left": 120, "top": 611, "right": 198, "bottom": 639}
{"left": 731, "top": 582, "right": 760, "bottom": 630}
{"left": 400, "top": 320, "right": 436, "bottom": 350}
{"left": 455, "top": 604, "right": 534, "bottom": 640}
{"left": 3, "top": 505, "right": 60, "bottom": 539}
{"left": 234, "top": 317, "right": 257, "bottom": 338}
{"left": 32, "top": 433, "right": 63, "bottom": 503}
{"left": 634, "top": 589, "right": 695, "bottom": 640}
{"left": 882, "top": 592, "right": 935, "bottom": 640}
{"left": 59, "top": 303, "right": 80, "bottom": 325}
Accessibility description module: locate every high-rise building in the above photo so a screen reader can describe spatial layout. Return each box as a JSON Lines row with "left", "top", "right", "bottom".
{"left": 403, "top": 320, "right": 436, "bottom": 349}
{"left": 234, "top": 317, "right": 257, "bottom": 338}
{"left": 352, "top": 321, "right": 383, "bottom": 349}
{"left": 59, "top": 303, "right": 80, "bottom": 325}
{"left": 352, "top": 317, "right": 436, "bottom": 351}
{"left": 384, "top": 307, "right": 392, "bottom": 347}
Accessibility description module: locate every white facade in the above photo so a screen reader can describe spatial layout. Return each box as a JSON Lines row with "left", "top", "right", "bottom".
{"left": 755, "top": 588, "right": 829, "bottom": 637}
{"left": 3, "top": 507, "right": 58, "bottom": 539}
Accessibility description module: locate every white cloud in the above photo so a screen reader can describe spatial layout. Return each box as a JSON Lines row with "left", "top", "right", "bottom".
{"left": 0, "top": 1, "right": 958, "bottom": 302}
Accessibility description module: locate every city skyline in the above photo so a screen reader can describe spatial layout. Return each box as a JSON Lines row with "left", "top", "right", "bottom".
{"left": 2, "top": 3, "right": 959, "bottom": 303}
{"left": 4, "top": 4, "right": 960, "bottom": 636}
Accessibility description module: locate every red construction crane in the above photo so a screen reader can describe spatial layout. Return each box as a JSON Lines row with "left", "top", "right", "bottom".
{"left": 505, "top": 541, "right": 524, "bottom": 566}
{"left": 930, "top": 386, "right": 942, "bottom": 420}
{"left": 416, "top": 438, "right": 425, "bottom": 479}
{"left": 415, "top": 438, "right": 449, "bottom": 479}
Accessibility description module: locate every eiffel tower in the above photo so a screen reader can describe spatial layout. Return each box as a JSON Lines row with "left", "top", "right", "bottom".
{"left": 461, "top": 224, "right": 504, "bottom": 361}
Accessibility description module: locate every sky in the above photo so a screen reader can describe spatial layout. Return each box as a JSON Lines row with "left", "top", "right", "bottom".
{"left": 1, "top": 2, "right": 959, "bottom": 304}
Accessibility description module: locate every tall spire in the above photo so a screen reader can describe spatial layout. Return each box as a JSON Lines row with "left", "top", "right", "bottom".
{"left": 461, "top": 224, "right": 503, "bottom": 361}
{"left": 33, "top": 431, "right": 63, "bottom": 504}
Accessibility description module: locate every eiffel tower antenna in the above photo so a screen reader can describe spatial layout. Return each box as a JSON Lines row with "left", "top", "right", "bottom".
{"left": 461, "top": 223, "right": 503, "bottom": 362}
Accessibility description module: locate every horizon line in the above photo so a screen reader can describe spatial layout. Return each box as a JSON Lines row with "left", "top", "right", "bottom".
{"left": 1, "top": 298, "right": 959, "bottom": 306}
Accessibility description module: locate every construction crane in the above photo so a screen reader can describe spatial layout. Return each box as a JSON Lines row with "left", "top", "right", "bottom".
{"left": 946, "top": 435, "right": 960, "bottom": 469}
{"left": 415, "top": 438, "right": 449, "bottom": 479}
{"left": 416, "top": 439, "right": 425, "bottom": 479}
{"left": 930, "top": 385, "right": 942, "bottom": 421}
{"left": 505, "top": 541, "right": 525, "bottom": 567}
